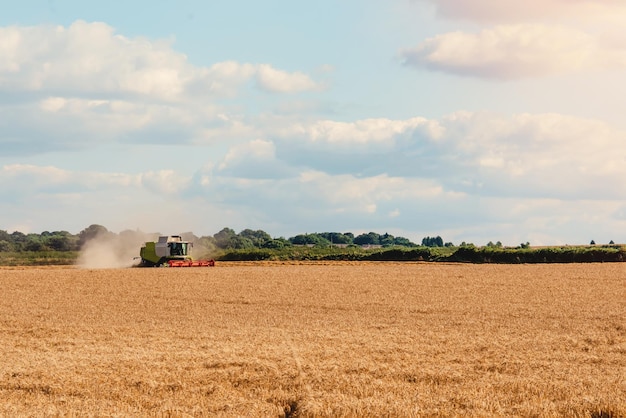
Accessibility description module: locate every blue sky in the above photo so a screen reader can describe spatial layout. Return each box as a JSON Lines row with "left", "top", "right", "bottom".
{"left": 1, "top": 0, "right": 626, "bottom": 245}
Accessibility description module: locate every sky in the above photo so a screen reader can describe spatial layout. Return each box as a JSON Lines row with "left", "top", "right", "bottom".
{"left": 1, "top": 0, "right": 626, "bottom": 246}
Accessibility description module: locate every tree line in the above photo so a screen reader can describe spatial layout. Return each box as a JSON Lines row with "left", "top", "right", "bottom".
{"left": 0, "top": 224, "right": 451, "bottom": 252}
{"left": 1, "top": 224, "right": 618, "bottom": 255}
{"left": 1, "top": 225, "right": 623, "bottom": 264}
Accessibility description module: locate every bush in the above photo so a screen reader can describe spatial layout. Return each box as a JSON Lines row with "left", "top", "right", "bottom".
{"left": 218, "top": 249, "right": 273, "bottom": 261}
{"left": 445, "top": 246, "right": 625, "bottom": 264}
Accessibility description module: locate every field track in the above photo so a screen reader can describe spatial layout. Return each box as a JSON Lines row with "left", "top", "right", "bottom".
{"left": 1, "top": 262, "right": 624, "bottom": 417}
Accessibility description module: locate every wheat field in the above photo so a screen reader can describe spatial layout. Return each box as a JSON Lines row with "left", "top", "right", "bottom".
{"left": 0, "top": 262, "right": 624, "bottom": 417}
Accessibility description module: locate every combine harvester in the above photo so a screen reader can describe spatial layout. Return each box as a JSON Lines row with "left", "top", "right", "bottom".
{"left": 137, "top": 235, "right": 215, "bottom": 267}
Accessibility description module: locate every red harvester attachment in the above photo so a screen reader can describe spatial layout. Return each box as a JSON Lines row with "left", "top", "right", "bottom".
{"left": 167, "top": 259, "right": 215, "bottom": 267}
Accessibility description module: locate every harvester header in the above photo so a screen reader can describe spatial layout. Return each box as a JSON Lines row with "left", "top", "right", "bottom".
{"left": 137, "top": 235, "right": 214, "bottom": 267}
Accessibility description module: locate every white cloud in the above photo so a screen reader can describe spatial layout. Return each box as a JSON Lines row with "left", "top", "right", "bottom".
{"left": 0, "top": 164, "right": 194, "bottom": 197}
{"left": 278, "top": 117, "right": 443, "bottom": 145}
{"left": 140, "top": 170, "right": 191, "bottom": 194}
{"left": 4, "top": 161, "right": 623, "bottom": 245}
{"left": 0, "top": 21, "right": 187, "bottom": 100}
{"left": 188, "top": 166, "right": 460, "bottom": 232}
{"left": 0, "top": 164, "right": 139, "bottom": 192}
{"left": 219, "top": 139, "right": 275, "bottom": 170}
{"left": 0, "top": 21, "right": 321, "bottom": 101}
{"left": 213, "top": 139, "right": 294, "bottom": 179}
{"left": 304, "top": 172, "right": 449, "bottom": 207}
{"left": 255, "top": 64, "right": 319, "bottom": 93}
{"left": 2, "top": 164, "right": 71, "bottom": 183}
{"left": 2, "top": 106, "right": 625, "bottom": 244}
{"left": 0, "top": 21, "right": 325, "bottom": 156}
{"left": 261, "top": 112, "right": 626, "bottom": 200}
{"left": 2, "top": 94, "right": 259, "bottom": 155}
{"left": 434, "top": 112, "right": 626, "bottom": 197}
{"left": 199, "top": 61, "right": 257, "bottom": 97}
{"left": 420, "top": 0, "right": 626, "bottom": 23}
{"left": 402, "top": 24, "right": 626, "bottom": 79}
{"left": 36, "top": 97, "right": 164, "bottom": 132}
{"left": 39, "top": 97, "right": 68, "bottom": 112}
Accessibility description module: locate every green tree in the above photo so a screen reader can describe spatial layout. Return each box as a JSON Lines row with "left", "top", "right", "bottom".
{"left": 10, "top": 231, "right": 27, "bottom": 251}
{"left": 318, "top": 232, "right": 352, "bottom": 245}
{"left": 24, "top": 237, "right": 47, "bottom": 252}
{"left": 354, "top": 232, "right": 380, "bottom": 246}
{"left": 213, "top": 227, "right": 237, "bottom": 249}
{"left": 379, "top": 233, "right": 395, "bottom": 247}
{"left": 230, "top": 236, "right": 255, "bottom": 249}
{"left": 45, "top": 234, "right": 73, "bottom": 251}
{"left": 239, "top": 229, "right": 272, "bottom": 247}
{"left": 263, "top": 239, "right": 287, "bottom": 249}
{"left": 290, "top": 234, "right": 330, "bottom": 247}
{"left": 393, "top": 236, "right": 414, "bottom": 247}
{"left": 422, "top": 236, "right": 444, "bottom": 247}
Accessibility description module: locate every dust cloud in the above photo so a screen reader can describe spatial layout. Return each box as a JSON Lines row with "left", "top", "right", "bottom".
{"left": 77, "top": 231, "right": 156, "bottom": 269}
